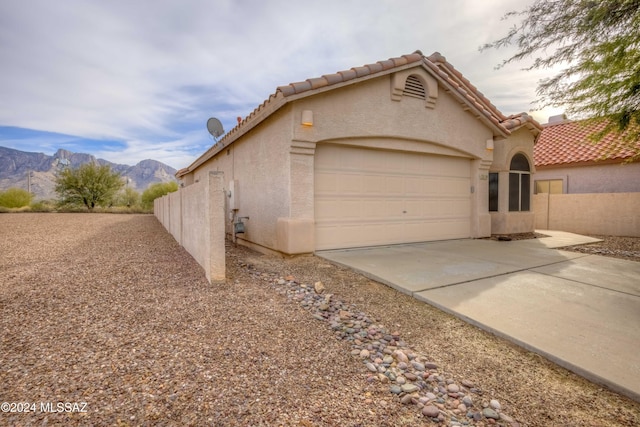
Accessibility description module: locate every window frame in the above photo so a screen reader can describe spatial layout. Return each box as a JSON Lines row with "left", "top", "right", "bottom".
{"left": 508, "top": 154, "right": 531, "bottom": 212}
{"left": 488, "top": 172, "right": 499, "bottom": 212}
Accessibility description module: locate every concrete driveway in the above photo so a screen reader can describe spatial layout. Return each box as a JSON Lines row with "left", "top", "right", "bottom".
{"left": 318, "top": 231, "right": 640, "bottom": 402}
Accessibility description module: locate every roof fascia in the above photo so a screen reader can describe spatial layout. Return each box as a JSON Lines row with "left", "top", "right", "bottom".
{"left": 179, "top": 63, "right": 422, "bottom": 176}
{"left": 180, "top": 93, "right": 288, "bottom": 176}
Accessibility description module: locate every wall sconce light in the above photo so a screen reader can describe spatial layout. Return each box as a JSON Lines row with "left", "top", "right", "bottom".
{"left": 301, "top": 110, "right": 313, "bottom": 126}
{"left": 486, "top": 139, "right": 494, "bottom": 151}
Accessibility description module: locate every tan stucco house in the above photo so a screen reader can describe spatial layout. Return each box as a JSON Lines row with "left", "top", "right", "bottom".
{"left": 534, "top": 115, "right": 640, "bottom": 194}
{"left": 177, "top": 50, "right": 542, "bottom": 255}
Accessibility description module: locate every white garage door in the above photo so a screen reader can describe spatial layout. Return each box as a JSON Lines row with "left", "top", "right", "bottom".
{"left": 315, "top": 144, "right": 471, "bottom": 250}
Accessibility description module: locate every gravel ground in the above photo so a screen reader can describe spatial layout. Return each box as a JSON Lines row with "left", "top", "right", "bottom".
{"left": 1, "top": 213, "right": 639, "bottom": 427}
{"left": 559, "top": 235, "right": 640, "bottom": 262}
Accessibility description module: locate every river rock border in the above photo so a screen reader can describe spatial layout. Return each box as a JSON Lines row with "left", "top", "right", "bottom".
{"left": 243, "top": 262, "right": 520, "bottom": 426}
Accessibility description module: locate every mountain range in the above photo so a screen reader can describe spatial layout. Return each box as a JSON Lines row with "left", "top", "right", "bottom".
{"left": 0, "top": 146, "right": 178, "bottom": 200}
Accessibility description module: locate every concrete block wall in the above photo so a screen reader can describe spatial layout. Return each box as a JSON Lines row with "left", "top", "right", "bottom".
{"left": 533, "top": 193, "right": 640, "bottom": 237}
{"left": 154, "top": 172, "right": 226, "bottom": 283}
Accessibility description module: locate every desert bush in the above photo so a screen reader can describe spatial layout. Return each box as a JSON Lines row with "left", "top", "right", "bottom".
{"left": 141, "top": 181, "right": 178, "bottom": 210}
{"left": 0, "top": 188, "right": 33, "bottom": 208}
{"left": 113, "top": 187, "right": 141, "bottom": 208}
{"left": 30, "top": 199, "right": 57, "bottom": 212}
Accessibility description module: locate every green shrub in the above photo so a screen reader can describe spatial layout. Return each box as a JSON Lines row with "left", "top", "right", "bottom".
{"left": 113, "top": 187, "right": 141, "bottom": 208}
{"left": 0, "top": 188, "right": 33, "bottom": 208}
{"left": 30, "top": 199, "right": 56, "bottom": 212}
{"left": 141, "top": 181, "right": 178, "bottom": 210}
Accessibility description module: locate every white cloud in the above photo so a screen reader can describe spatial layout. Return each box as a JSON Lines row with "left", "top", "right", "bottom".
{"left": 0, "top": 0, "right": 545, "bottom": 169}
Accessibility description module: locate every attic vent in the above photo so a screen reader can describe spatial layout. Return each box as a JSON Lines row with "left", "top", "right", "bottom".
{"left": 403, "top": 75, "right": 426, "bottom": 99}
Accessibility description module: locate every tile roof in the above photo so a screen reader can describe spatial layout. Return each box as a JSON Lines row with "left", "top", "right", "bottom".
{"left": 534, "top": 119, "right": 640, "bottom": 167}
{"left": 276, "top": 52, "right": 424, "bottom": 96}
{"left": 180, "top": 51, "right": 542, "bottom": 176}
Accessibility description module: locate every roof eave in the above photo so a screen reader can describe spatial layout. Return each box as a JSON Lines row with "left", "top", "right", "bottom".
{"left": 179, "top": 57, "right": 426, "bottom": 177}
{"left": 421, "top": 58, "right": 509, "bottom": 138}
{"left": 178, "top": 92, "right": 288, "bottom": 177}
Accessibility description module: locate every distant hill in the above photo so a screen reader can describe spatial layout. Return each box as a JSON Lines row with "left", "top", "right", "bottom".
{"left": 0, "top": 146, "right": 178, "bottom": 200}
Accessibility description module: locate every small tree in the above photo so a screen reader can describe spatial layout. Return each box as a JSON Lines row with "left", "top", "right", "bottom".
{"left": 141, "top": 181, "right": 178, "bottom": 210}
{"left": 482, "top": 0, "right": 640, "bottom": 160}
{"left": 55, "top": 163, "right": 124, "bottom": 211}
{"left": 0, "top": 188, "right": 33, "bottom": 208}
{"left": 114, "top": 187, "right": 141, "bottom": 208}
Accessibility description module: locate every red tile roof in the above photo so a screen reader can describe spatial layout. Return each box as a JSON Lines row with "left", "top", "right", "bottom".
{"left": 180, "top": 51, "right": 542, "bottom": 176}
{"left": 534, "top": 119, "right": 639, "bottom": 167}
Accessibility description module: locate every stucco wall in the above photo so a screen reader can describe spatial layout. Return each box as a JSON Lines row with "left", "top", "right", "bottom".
{"left": 181, "top": 64, "right": 536, "bottom": 253}
{"left": 168, "top": 190, "right": 182, "bottom": 243}
{"left": 154, "top": 172, "right": 226, "bottom": 283}
{"left": 489, "top": 128, "right": 536, "bottom": 234}
{"left": 193, "top": 106, "right": 294, "bottom": 252}
{"left": 533, "top": 192, "right": 640, "bottom": 237}
{"left": 180, "top": 180, "right": 208, "bottom": 269}
{"left": 534, "top": 162, "right": 640, "bottom": 193}
{"left": 291, "top": 69, "right": 495, "bottom": 160}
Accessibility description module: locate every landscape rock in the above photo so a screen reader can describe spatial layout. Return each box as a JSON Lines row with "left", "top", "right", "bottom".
{"left": 401, "top": 383, "right": 419, "bottom": 393}
{"left": 490, "top": 399, "right": 501, "bottom": 410}
{"left": 482, "top": 408, "right": 500, "bottom": 420}
{"left": 314, "top": 281, "right": 325, "bottom": 294}
{"left": 422, "top": 405, "right": 440, "bottom": 418}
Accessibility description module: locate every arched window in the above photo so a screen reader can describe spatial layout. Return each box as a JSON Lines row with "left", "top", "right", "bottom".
{"left": 509, "top": 153, "right": 531, "bottom": 211}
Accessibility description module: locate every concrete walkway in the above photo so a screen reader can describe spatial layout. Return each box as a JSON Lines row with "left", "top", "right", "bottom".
{"left": 318, "top": 230, "right": 640, "bottom": 402}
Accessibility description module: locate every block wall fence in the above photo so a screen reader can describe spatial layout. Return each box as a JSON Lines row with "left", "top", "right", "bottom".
{"left": 154, "top": 171, "right": 226, "bottom": 283}
{"left": 533, "top": 193, "right": 640, "bottom": 237}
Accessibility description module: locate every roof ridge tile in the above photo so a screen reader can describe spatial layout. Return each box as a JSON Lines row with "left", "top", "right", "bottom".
{"left": 338, "top": 69, "right": 357, "bottom": 80}
{"left": 392, "top": 57, "right": 408, "bottom": 66}
{"left": 366, "top": 62, "right": 383, "bottom": 73}
{"left": 352, "top": 66, "right": 371, "bottom": 77}
{"left": 377, "top": 59, "right": 396, "bottom": 70}
{"left": 321, "top": 73, "right": 343, "bottom": 85}
{"left": 307, "top": 77, "right": 329, "bottom": 90}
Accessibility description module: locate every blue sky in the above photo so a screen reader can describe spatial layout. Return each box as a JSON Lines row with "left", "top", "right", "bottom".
{"left": 0, "top": 0, "right": 562, "bottom": 170}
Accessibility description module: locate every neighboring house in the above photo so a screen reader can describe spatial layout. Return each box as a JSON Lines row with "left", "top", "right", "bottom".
{"left": 177, "top": 50, "right": 542, "bottom": 255}
{"left": 534, "top": 115, "right": 640, "bottom": 194}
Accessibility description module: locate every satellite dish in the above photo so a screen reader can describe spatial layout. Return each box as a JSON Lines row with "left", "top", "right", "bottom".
{"left": 207, "top": 117, "right": 224, "bottom": 140}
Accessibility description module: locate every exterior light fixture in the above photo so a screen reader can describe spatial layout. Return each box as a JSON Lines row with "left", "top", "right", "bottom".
{"left": 486, "top": 139, "right": 494, "bottom": 151}
{"left": 301, "top": 110, "right": 313, "bottom": 126}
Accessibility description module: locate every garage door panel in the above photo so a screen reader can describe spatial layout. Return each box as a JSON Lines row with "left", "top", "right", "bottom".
{"left": 315, "top": 144, "right": 471, "bottom": 250}
{"left": 340, "top": 199, "right": 362, "bottom": 218}
{"left": 439, "top": 200, "right": 470, "bottom": 216}
{"left": 316, "top": 199, "right": 362, "bottom": 219}
{"left": 437, "top": 179, "right": 469, "bottom": 194}
{"left": 364, "top": 175, "right": 386, "bottom": 193}
{"left": 405, "top": 200, "right": 427, "bottom": 216}
{"left": 436, "top": 156, "right": 468, "bottom": 176}
{"left": 406, "top": 177, "right": 437, "bottom": 195}
{"left": 339, "top": 174, "right": 363, "bottom": 193}
{"left": 315, "top": 173, "right": 337, "bottom": 192}
{"left": 314, "top": 200, "right": 339, "bottom": 220}
{"left": 384, "top": 176, "right": 404, "bottom": 193}
{"left": 372, "top": 199, "right": 403, "bottom": 217}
